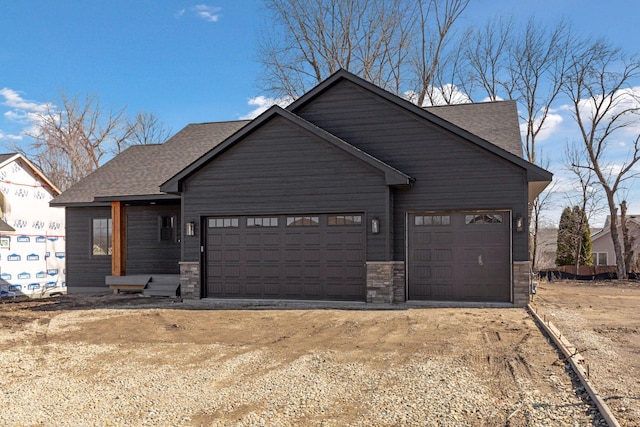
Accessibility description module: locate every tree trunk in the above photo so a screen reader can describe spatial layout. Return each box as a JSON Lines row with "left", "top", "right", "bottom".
{"left": 621, "top": 201, "right": 635, "bottom": 274}
{"left": 607, "top": 202, "right": 626, "bottom": 280}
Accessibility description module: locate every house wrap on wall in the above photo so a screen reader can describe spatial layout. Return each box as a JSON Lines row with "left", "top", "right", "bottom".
{"left": 0, "top": 153, "right": 66, "bottom": 297}
{"left": 51, "top": 70, "right": 552, "bottom": 306}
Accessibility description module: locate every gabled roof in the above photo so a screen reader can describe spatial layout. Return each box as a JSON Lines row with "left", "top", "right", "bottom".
{"left": 592, "top": 214, "right": 640, "bottom": 241}
{"left": 0, "top": 218, "right": 15, "bottom": 232}
{"left": 0, "top": 153, "right": 61, "bottom": 196}
{"left": 161, "top": 106, "right": 413, "bottom": 193}
{"left": 287, "top": 69, "right": 552, "bottom": 193}
{"left": 50, "top": 120, "right": 249, "bottom": 206}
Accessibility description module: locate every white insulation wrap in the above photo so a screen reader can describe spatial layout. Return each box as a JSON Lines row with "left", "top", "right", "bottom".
{"left": 0, "top": 156, "right": 66, "bottom": 297}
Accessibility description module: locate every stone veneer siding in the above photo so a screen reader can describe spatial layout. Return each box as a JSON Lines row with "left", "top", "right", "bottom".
{"left": 366, "top": 261, "right": 405, "bottom": 304}
{"left": 179, "top": 261, "right": 200, "bottom": 299}
{"left": 513, "top": 261, "right": 532, "bottom": 307}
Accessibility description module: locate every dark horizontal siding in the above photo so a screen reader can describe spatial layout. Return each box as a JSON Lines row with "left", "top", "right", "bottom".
{"left": 126, "top": 204, "right": 181, "bottom": 275}
{"left": 65, "top": 207, "right": 112, "bottom": 290}
{"left": 182, "top": 117, "right": 389, "bottom": 262}
{"left": 297, "top": 80, "right": 530, "bottom": 261}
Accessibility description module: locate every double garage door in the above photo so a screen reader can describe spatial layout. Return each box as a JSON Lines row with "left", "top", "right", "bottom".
{"left": 408, "top": 211, "right": 511, "bottom": 302}
{"left": 205, "top": 214, "right": 365, "bottom": 300}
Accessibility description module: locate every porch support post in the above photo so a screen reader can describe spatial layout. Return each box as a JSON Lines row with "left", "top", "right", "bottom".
{"left": 111, "top": 201, "right": 126, "bottom": 276}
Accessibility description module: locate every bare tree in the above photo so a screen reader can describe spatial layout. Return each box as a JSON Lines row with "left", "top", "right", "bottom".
{"left": 459, "top": 16, "right": 513, "bottom": 102}
{"left": 126, "top": 111, "right": 172, "bottom": 146}
{"left": 259, "top": 0, "right": 469, "bottom": 101}
{"left": 530, "top": 180, "right": 557, "bottom": 271}
{"left": 507, "top": 18, "right": 572, "bottom": 166}
{"left": 563, "top": 38, "right": 640, "bottom": 279}
{"left": 565, "top": 144, "right": 605, "bottom": 271}
{"left": 18, "top": 92, "right": 170, "bottom": 191}
{"left": 409, "top": 0, "right": 470, "bottom": 106}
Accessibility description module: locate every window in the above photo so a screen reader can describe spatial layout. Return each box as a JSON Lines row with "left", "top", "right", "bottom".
{"left": 287, "top": 216, "right": 319, "bottom": 226}
{"left": 328, "top": 215, "right": 362, "bottom": 226}
{"left": 247, "top": 217, "right": 278, "bottom": 227}
{"left": 159, "top": 215, "right": 177, "bottom": 242}
{"left": 92, "top": 218, "right": 112, "bottom": 256}
{"left": 465, "top": 214, "right": 503, "bottom": 224}
{"left": 208, "top": 218, "right": 239, "bottom": 228}
{"left": 592, "top": 252, "right": 608, "bottom": 266}
{"left": 414, "top": 215, "right": 450, "bottom": 226}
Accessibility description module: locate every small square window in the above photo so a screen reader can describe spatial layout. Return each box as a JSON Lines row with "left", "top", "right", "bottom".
{"left": 208, "top": 218, "right": 239, "bottom": 228}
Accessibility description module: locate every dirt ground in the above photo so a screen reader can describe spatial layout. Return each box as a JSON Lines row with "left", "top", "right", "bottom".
{"left": 0, "top": 289, "right": 627, "bottom": 426}
{"left": 531, "top": 279, "right": 640, "bottom": 427}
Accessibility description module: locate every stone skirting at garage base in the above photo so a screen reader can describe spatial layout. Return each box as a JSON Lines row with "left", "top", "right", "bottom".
{"left": 366, "top": 262, "right": 405, "bottom": 304}
{"left": 179, "top": 262, "right": 200, "bottom": 299}
{"left": 513, "top": 261, "right": 532, "bottom": 307}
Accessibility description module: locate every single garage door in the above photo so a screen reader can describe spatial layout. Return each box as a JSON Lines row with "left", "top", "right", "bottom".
{"left": 205, "top": 214, "right": 366, "bottom": 300}
{"left": 408, "top": 211, "right": 511, "bottom": 302}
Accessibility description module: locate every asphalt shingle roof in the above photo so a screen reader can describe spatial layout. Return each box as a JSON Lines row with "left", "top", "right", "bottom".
{"left": 51, "top": 99, "right": 526, "bottom": 206}
{"left": 425, "top": 100, "right": 523, "bottom": 158}
{"left": 50, "top": 120, "right": 249, "bottom": 205}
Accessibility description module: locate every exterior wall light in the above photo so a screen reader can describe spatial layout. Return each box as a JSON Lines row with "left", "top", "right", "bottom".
{"left": 371, "top": 217, "right": 380, "bottom": 234}
{"left": 515, "top": 215, "right": 524, "bottom": 232}
{"left": 186, "top": 220, "right": 196, "bottom": 236}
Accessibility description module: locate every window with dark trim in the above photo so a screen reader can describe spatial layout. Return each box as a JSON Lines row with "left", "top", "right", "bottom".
{"left": 465, "top": 214, "right": 503, "bottom": 224}
{"left": 247, "top": 217, "right": 278, "bottom": 227}
{"left": 328, "top": 215, "right": 362, "bottom": 226}
{"left": 159, "top": 215, "right": 177, "bottom": 242}
{"left": 414, "top": 215, "right": 450, "bottom": 226}
{"left": 286, "top": 216, "right": 319, "bottom": 226}
{"left": 208, "top": 218, "right": 239, "bottom": 228}
{"left": 92, "top": 218, "right": 112, "bottom": 256}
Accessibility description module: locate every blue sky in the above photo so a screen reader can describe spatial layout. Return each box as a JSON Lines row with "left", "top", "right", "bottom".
{"left": 1, "top": 1, "right": 639, "bottom": 225}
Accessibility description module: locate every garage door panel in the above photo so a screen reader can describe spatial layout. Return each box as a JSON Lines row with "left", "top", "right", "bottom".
{"left": 433, "top": 249, "right": 452, "bottom": 262}
{"left": 222, "top": 234, "right": 241, "bottom": 246}
{"left": 206, "top": 214, "right": 365, "bottom": 300}
{"left": 433, "top": 232, "right": 453, "bottom": 245}
{"left": 409, "top": 211, "right": 510, "bottom": 302}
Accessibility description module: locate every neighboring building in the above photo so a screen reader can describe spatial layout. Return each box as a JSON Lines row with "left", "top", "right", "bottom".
{"left": 0, "top": 154, "right": 66, "bottom": 297}
{"left": 51, "top": 70, "right": 552, "bottom": 306}
{"left": 591, "top": 215, "right": 640, "bottom": 271}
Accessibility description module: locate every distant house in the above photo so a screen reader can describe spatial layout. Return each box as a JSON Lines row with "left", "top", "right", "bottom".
{"left": 0, "top": 154, "right": 66, "bottom": 297}
{"left": 51, "top": 70, "right": 552, "bottom": 306}
{"left": 591, "top": 215, "right": 640, "bottom": 271}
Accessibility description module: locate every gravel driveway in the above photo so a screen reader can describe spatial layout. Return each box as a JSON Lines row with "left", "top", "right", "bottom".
{"left": 0, "top": 294, "right": 606, "bottom": 426}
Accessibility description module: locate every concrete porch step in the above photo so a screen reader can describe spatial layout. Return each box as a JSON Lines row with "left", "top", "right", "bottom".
{"left": 143, "top": 275, "right": 180, "bottom": 297}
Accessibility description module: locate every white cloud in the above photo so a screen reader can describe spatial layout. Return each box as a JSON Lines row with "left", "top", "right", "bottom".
{"left": 519, "top": 112, "right": 564, "bottom": 142}
{"left": 574, "top": 85, "right": 640, "bottom": 137}
{"left": 190, "top": 5, "right": 222, "bottom": 22}
{"left": 240, "top": 96, "right": 293, "bottom": 120}
{"left": 403, "top": 84, "right": 471, "bottom": 106}
{"left": 0, "top": 88, "right": 50, "bottom": 114}
{"left": 0, "top": 88, "right": 52, "bottom": 144}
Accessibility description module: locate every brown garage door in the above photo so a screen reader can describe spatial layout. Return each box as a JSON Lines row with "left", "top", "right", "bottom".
{"left": 205, "top": 214, "right": 365, "bottom": 300}
{"left": 408, "top": 211, "right": 511, "bottom": 302}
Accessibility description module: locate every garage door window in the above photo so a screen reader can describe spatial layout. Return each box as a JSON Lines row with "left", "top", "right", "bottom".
{"left": 247, "top": 217, "right": 278, "bottom": 227}
{"left": 328, "top": 215, "right": 362, "bottom": 225}
{"left": 208, "top": 218, "right": 239, "bottom": 228}
{"left": 465, "top": 214, "right": 503, "bottom": 224}
{"left": 287, "top": 216, "right": 319, "bottom": 226}
{"left": 414, "top": 215, "right": 450, "bottom": 226}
